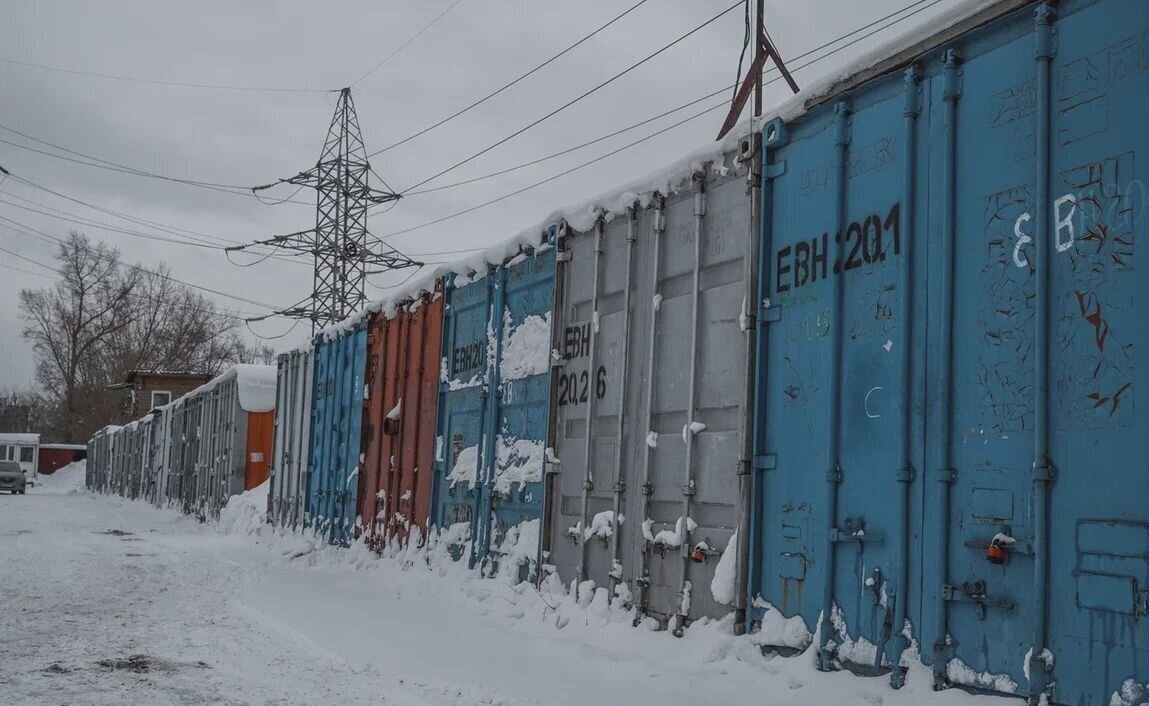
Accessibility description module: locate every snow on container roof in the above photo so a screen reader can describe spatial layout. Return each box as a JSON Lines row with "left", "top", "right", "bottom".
{"left": 0, "top": 433, "right": 41, "bottom": 444}
{"left": 314, "top": 0, "right": 1022, "bottom": 343}
{"left": 158, "top": 364, "right": 277, "bottom": 414}
{"left": 40, "top": 443, "right": 88, "bottom": 450}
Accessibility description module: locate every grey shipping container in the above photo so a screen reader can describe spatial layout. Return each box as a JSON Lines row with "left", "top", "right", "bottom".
{"left": 545, "top": 137, "right": 760, "bottom": 632}
{"left": 268, "top": 348, "right": 314, "bottom": 530}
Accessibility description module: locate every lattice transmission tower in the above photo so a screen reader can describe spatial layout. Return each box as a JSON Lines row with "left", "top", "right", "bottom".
{"left": 232, "top": 87, "right": 419, "bottom": 330}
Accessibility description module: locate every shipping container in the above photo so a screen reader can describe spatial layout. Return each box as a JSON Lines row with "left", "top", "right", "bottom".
{"left": 543, "top": 142, "right": 759, "bottom": 630}
{"left": 309, "top": 325, "right": 368, "bottom": 545}
{"left": 433, "top": 240, "right": 555, "bottom": 576}
{"left": 268, "top": 348, "right": 315, "bottom": 530}
{"left": 152, "top": 365, "right": 276, "bottom": 519}
{"left": 359, "top": 286, "right": 445, "bottom": 549}
{"left": 37, "top": 444, "right": 86, "bottom": 475}
{"left": 748, "top": 0, "right": 1147, "bottom": 703}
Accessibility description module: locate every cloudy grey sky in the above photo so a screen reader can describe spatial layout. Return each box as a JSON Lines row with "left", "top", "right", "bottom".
{"left": 0, "top": 0, "right": 953, "bottom": 390}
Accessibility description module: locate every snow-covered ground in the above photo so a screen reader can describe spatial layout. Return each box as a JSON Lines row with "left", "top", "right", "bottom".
{"left": 1, "top": 464, "right": 1001, "bottom": 705}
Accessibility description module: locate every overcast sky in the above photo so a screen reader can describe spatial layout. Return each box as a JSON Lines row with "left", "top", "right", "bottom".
{"left": 0, "top": 0, "right": 954, "bottom": 390}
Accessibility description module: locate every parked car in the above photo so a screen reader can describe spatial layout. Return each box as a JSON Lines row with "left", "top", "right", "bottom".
{"left": 0, "top": 460, "right": 27, "bottom": 494}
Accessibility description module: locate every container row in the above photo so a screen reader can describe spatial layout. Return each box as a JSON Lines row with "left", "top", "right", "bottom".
{"left": 91, "top": 2, "right": 1147, "bottom": 703}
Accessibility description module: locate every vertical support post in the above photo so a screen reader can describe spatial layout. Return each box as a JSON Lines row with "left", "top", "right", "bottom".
{"left": 634, "top": 195, "right": 666, "bottom": 625}
{"left": 608, "top": 207, "right": 638, "bottom": 599}
{"left": 477, "top": 265, "right": 507, "bottom": 570}
{"left": 817, "top": 100, "right": 851, "bottom": 672}
{"left": 672, "top": 172, "right": 706, "bottom": 638}
{"left": 409, "top": 296, "right": 428, "bottom": 548}
{"left": 734, "top": 133, "right": 762, "bottom": 634}
{"left": 887, "top": 64, "right": 921, "bottom": 687}
{"left": 540, "top": 225, "right": 567, "bottom": 585}
{"left": 932, "top": 48, "right": 962, "bottom": 690}
{"left": 577, "top": 217, "right": 606, "bottom": 584}
{"left": 1029, "top": 5, "right": 1056, "bottom": 702}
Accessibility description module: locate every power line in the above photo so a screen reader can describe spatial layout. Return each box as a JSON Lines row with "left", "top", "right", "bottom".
{"left": 366, "top": 0, "right": 653, "bottom": 157}
{"left": 373, "top": 0, "right": 946, "bottom": 239}
{"left": 0, "top": 55, "right": 331, "bottom": 93}
{"left": 0, "top": 125, "right": 312, "bottom": 205}
{"left": 377, "top": 101, "right": 722, "bottom": 241}
{"left": 400, "top": 1, "right": 743, "bottom": 193}
{"left": 3, "top": 173, "right": 305, "bottom": 265}
{"left": 388, "top": 0, "right": 942, "bottom": 203}
{"left": 355, "top": 0, "right": 469, "bottom": 85}
{"left": 0, "top": 217, "right": 283, "bottom": 312}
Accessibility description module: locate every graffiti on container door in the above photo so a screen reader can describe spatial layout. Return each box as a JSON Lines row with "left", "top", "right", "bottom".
{"left": 557, "top": 322, "right": 606, "bottom": 407}
{"left": 801, "top": 137, "right": 897, "bottom": 195}
{"left": 980, "top": 152, "right": 1141, "bottom": 432}
{"left": 775, "top": 202, "right": 902, "bottom": 293}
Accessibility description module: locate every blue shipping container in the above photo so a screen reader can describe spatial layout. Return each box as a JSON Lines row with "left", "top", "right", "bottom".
{"left": 433, "top": 238, "right": 556, "bottom": 576}
{"left": 309, "top": 325, "right": 368, "bottom": 545}
{"left": 749, "top": 1, "right": 1147, "bottom": 704}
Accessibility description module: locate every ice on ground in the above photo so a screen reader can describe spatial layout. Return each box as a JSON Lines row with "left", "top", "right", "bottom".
{"left": 219, "top": 480, "right": 269, "bottom": 536}
{"left": 751, "top": 598, "right": 813, "bottom": 650}
{"left": 947, "top": 657, "right": 1019, "bottom": 694}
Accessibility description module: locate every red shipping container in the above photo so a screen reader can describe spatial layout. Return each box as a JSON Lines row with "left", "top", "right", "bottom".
{"left": 359, "top": 285, "right": 444, "bottom": 549}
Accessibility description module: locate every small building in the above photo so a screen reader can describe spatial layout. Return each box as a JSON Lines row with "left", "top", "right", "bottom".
{"left": 38, "top": 443, "right": 87, "bottom": 475}
{"left": 107, "top": 370, "right": 212, "bottom": 424}
{"left": 0, "top": 432, "right": 40, "bottom": 484}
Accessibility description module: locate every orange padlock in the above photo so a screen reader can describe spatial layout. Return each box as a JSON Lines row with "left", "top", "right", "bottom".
{"left": 986, "top": 540, "right": 1007, "bottom": 565}
{"left": 690, "top": 546, "right": 706, "bottom": 563}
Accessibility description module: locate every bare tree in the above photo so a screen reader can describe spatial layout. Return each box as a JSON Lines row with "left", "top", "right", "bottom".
{"left": 19, "top": 233, "right": 138, "bottom": 441}
{"left": 19, "top": 232, "right": 262, "bottom": 441}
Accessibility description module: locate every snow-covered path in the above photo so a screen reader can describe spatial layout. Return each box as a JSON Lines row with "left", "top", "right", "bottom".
{"left": 0, "top": 468, "right": 995, "bottom": 706}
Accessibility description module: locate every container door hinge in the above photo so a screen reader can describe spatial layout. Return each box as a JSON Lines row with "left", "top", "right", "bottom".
{"left": 760, "top": 303, "right": 782, "bottom": 324}
{"left": 753, "top": 454, "right": 777, "bottom": 472}
{"left": 1135, "top": 584, "right": 1149, "bottom": 617}
{"left": 556, "top": 250, "right": 573, "bottom": 263}
{"left": 764, "top": 161, "right": 787, "bottom": 180}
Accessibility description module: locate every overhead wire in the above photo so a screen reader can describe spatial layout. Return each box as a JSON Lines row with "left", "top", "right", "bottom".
{"left": 366, "top": 0, "right": 654, "bottom": 158}
{"left": 399, "top": 1, "right": 744, "bottom": 193}
{"left": 372, "top": 0, "right": 946, "bottom": 239}
{"left": 385, "top": 0, "right": 942, "bottom": 204}
{"left": 0, "top": 55, "right": 331, "bottom": 93}
{"left": 0, "top": 126, "right": 312, "bottom": 205}
{"left": 354, "top": 0, "right": 469, "bottom": 85}
{"left": 0, "top": 216, "right": 285, "bottom": 312}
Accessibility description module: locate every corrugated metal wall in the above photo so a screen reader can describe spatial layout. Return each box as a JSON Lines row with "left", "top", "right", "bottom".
{"left": 544, "top": 149, "right": 757, "bottom": 630}
{"left": 269, "top": 349, "right": 314, "bottom": 530}
{"left": 309, "top": 326, "right": 368, "bottom": 545}
{"left": 433, "top": 240, "right": 556, "bottom": 576}
{"left": 750, "top": 0, "right": 1147, "bottom": 702}
{"left": 360, "top": 286, "right": 444, "bottom": 549}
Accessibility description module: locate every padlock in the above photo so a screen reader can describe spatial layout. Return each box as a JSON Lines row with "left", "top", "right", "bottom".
{"left": 986, "top": 539, "right": 1007, "bottom": 565}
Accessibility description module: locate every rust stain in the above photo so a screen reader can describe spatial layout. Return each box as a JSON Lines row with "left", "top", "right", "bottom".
{"left": 1075, "top": 291, "right": 1110, "bottom": 351}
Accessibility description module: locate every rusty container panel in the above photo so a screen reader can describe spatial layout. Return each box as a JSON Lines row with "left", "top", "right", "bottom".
{"left": 244, "top": 411, "right": 274, "bottom": 490}
{"left": 360, "top": 284, "right": 445, "bottom": 548}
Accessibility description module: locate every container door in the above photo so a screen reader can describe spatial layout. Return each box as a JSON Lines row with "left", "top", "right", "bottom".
{"left": 434, "top": 274, "right": 492, "bottom": 561}
{"left": 329, "top": 328, "right": 366, "bottom": 545}
{"left": 751, "top": 63, "right": 930, "bottom": 667}
{"left": 488, "top": 248, "right": 554, "bottom": 578}
{"left": 929, "top": 1, "right": 1149, "bottom": 703}
{"left": 309, "top": 338, "right": 334, "bottom": 531}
